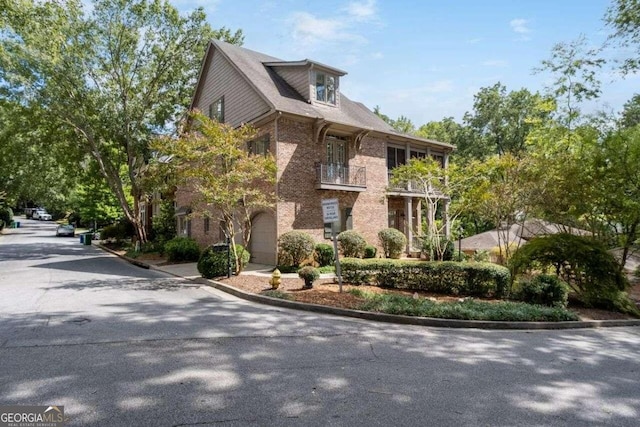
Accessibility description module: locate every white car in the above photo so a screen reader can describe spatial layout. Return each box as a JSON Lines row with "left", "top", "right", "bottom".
{"left": 33, "top": 209, "right": 52, "bottom": 221}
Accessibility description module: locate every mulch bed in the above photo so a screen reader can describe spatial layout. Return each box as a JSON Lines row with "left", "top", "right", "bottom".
{"left": 219, "top": 275, "right": 640, "bottom": 321}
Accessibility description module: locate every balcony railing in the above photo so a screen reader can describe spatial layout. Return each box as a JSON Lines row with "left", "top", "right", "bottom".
{"left": 316, "top": 163, "right": 366, "bottom": 191}
{"left": 387, "top": 172, "right": 446, "bottom": 197}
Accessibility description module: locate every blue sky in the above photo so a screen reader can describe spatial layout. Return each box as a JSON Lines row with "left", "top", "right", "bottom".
{"left": 174, "top": 0, "right": 637, "bottom": 125}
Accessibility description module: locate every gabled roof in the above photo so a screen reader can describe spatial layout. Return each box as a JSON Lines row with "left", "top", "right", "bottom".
{"left": 194, "top": 40, "right": 453, "bottom": 150}
{"left": 262, "top": 59, "right": 347, "bottom": 76}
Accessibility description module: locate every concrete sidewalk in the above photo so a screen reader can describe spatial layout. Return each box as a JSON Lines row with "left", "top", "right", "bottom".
{"left": 97, "top": 244, "right": 334, "bottom": 280}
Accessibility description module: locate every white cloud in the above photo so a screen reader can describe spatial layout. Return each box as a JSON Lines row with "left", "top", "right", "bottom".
{"left": 343, "top": 0, "right": 377, "bottom": 22}
{"left": 288, "top": 12, "right": 367, "bottom": 48}
{"left": 482, "top": 59, "right": 508, "bottom": 67}
{"left": 509, "top": 18, "right": 530, "bottom": 34}
{"left": 371, "top": 51, "right": 384, "bottom": 59}
{"left": 467, "top": 38, "right": 483, "bottom": 45}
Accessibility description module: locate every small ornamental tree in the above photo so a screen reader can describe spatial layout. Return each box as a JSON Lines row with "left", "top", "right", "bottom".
{"left": 150, "top": 111, "right": 276, "bottom": 274}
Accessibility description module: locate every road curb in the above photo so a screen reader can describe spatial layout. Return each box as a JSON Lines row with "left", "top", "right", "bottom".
{"left": 96, "top": 243, "right": 640, "bottom": 330}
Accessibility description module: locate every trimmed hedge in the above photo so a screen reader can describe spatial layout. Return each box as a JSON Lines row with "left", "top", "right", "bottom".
{"left": 340, "top": 258, "right": 510, "bottom": 298}
{"left": 378, "top": 228, "right": 406, "bottom": 259}
{"left": 337, "top": 230, "right": 367, "bottom": 258}
{"left": 198, "top": 243, "right": 250, "bottom": 278}
{"left": 165, "top": 237, "right": 200, "bottom": 262}
{"left": 278, "top": 231, "right": 315, "bottom": 267}
{"left": 314, "top": 243, "right": 334, "bottom": 267}
{"left": 516, "top": 274, "right": 569, "bottom": 308}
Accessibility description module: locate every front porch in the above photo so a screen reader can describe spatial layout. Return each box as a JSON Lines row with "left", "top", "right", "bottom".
{"left": 388, "top": 196, "right": 450, "bottom": 255}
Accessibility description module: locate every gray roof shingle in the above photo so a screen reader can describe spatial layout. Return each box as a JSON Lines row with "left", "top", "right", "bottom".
{"left": 211, "top": 40, "right": 453, "bottom": 150}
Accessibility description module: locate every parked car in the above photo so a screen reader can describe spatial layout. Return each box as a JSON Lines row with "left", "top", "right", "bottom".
{"left": 55, "top": 224, "right": 75, "bottom": 237}
{"left": 33, "top": 209, "right": 52, "bottom": 221}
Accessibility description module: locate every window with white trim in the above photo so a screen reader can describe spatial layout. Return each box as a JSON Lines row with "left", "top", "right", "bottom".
{"left": 315, "top": 72, "right": 337, "bottom": 105}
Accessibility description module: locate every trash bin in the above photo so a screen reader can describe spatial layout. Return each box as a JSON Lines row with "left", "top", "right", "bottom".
{"left": 79, "top": 234, "right": 85, "bottom": 244}
{"left": 15, "top": 222, "right": 20, "bottom": 228}
{"left": 83, "top": 233, "right": 92, "bottom": 245}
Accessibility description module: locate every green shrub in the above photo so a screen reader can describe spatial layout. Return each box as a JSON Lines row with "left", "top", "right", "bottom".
{"left": 422, "top": 237, "right": 454, "bottom": 261}
{"left": 197, "top": 243, "right": 248, "bottom": 278}
{"left": 165, "top": 237, "right": 200, "bottom": 262}
{"left": 298, "top": 266, "right": 320, "bottom": 289}
{"left": 378, "top": 228, "right": 406, "bottom": 259}
{"left": 364, "top": 245, "right": 377, "bottom": 259}
{"left": 151, "top": 200, "right": 176, "bottom": 248}
{"left": 340, "top": 258, "right": 510, "bottom": 298}
{"left": 337, "top": 230, "right": 367, "bottom": 258}
{"left": 473, "top": 249, "right": 491, "bottom": 263}
{"left": 517, "top": 274, "right": 569, "bottom": 308}
{"left": 0, "top": 206, "right": 13, "bottom": 230}
{"left": 510, "top": 233, "right": 629, "bottom": 310}
{"left": 356, "top": 293, "right": 578, "bottom": 322}
{"left": 453, "top": 250, "right": 468, "bottom": 262}
{"left": 314, "top": 243, "right": 334, "bottom": 267}
{"left": 198, "top": 244, "right": 229, "bottom": 278}
{"left": 278, "top": 231, "right": 315, "bottom": 267}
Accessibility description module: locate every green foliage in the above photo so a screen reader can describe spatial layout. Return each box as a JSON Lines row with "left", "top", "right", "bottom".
{"left": 473, "top": 249, "right": 491, "bottom": 263}
{"left": 164, "top": 237, "right": 200, "bottom": 263}
{"left": 314, "top": 243, "right": 334, "bottom": 267}
{"left": 0, "top": 0, "right": 243, "bottom": 244}
{"left": 197, "top": 243, "right": 249, "bottom": 279}
{"left": 510, "top": 234, "right": 629, "bottom": 310}
{"left": 516, "top": 275, "right": 569, "bottom": 308}
{"left": 606, "top": 0, "right": 640, "bottom": 74}
{"left": 340, "top": 258, "right": 510, "bottom": 298}
{"left": 364, "top": 245, "right": 377, "bottom": 259}
{"left": 378, "top": 228, "right": 406, "bottom": 259}
{"left": 278, "top": 231, "right": 315, "bottom": 267}
{"left": 0, "top": 206, "right": 13, "bottom": 230}
{"left": 463, "top": 82, "right": 552, "bottom": 157}
{"left": 355, "top": 292, "right": 578, "bottom": 322}
{"left": 100, "top": 221, "right": 133, "bottom": 242}
{"left": 261, "top": 290, "right": 292, "bottom": 300}
{"left": 453, "top": 250, "right": 468, "bottom": 262}
{"left": 317, "top": 265, "right": 335, "bottom": 274}
{"left": 151, "top": 199, "right": 176, "bottom": 251}
{"left": 298, "top": 266, "right": 320, "bottom": 289}
{"left": 337, "top": 230, "right": 367, "bottom": 258}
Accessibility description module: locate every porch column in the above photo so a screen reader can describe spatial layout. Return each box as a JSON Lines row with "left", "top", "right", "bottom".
{"left": 405, "top": 197, "right": 413, "bottom": 252}
{"left": 416, "top": 198, "right": 422, "bottom": 241}
{"left": 444, "top": 199, "right": 451, "bottom": 238}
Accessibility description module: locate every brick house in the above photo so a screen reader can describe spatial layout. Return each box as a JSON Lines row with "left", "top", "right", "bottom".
{"left": 176, "top": 39, "right": 454, "bottom": 265}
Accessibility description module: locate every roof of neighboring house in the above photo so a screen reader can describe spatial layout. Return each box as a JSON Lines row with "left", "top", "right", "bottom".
{"left": 459, "top": 224, "right": 523, "bottom": 251}
{"left": 194, "top": 40, "right": 454, "bottom": 150}
{"left": 460, "top": 219, "right": 591, "bottom": 252}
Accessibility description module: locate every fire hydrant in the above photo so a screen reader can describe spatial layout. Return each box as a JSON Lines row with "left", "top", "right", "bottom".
{"left": 270, "top": 268, "right": 282, "bottom": 290}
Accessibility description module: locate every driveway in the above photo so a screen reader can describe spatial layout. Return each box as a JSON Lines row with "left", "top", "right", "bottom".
{"left": 1, "top": 219, "right": 639, "bottom": 426}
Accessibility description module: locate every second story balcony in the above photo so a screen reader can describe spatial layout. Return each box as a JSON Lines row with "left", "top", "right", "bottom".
{"left": 387, "top": 171, "right": 446, "bottom": 198}
{"left": 315, "top": 163, "right": 366, "bottom": 192}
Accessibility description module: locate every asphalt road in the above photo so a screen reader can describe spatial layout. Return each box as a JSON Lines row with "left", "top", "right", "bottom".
{"left": 1, "top": 219, "right": 639, "bottom": 426}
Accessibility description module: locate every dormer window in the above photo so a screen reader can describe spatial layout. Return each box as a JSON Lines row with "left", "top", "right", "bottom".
{"left": 315, "top": 72, "right": 336, "bottom": 105}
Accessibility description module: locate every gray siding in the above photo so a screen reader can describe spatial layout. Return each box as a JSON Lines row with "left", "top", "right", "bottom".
{"left": 272, "top": 66, "right": 311, "bottom": 102}
{"left": 196, "top": 49, "right": 270, "bottom": 127}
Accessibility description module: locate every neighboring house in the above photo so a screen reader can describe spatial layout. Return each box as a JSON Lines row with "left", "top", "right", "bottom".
{"left": 459, "top": 219, "right": 591, "bottom": 257}
{"left": 177, "top": 39, "right": 454, "bottom": 265}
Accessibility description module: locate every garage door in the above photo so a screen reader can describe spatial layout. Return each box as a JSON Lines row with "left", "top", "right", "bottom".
{"left": 250, "top": 212, "right": 277, "bottom": 265}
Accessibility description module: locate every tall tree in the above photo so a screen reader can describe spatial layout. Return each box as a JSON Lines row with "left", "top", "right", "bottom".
{"left": 536, "top": 35, "right": 605, "bottom": 136}
{"left": 606, "top": 0, "right": 640, "bottom": 74}
{"left": 463, "top": 83, "right": 552, "bottom": 158}
{"left": 149, "top": 112, "right": 276, "bottom": 273}
{"left": 0, "top": 0, "right": 242, "bottom": 243}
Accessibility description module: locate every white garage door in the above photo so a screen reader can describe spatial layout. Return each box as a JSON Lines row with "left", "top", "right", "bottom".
{"left": 250, "top": 212, "right": 277, "bottom": 265}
